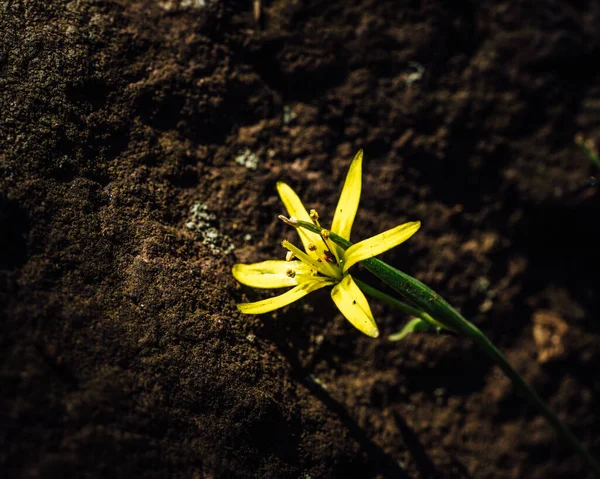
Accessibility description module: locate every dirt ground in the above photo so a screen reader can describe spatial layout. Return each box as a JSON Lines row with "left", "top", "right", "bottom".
{"left": 1, "top": 0, "right": 600, "bottom": 478}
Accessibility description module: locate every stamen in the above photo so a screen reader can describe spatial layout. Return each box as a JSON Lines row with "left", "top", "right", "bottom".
{"left": 286, "top": 269, "right": 296, "bottom": 278}
{"left": 318, "top": 228, "right": 340, "bottom": 265}
{"left": 309, "top": 209, "right": 321, "bottom": 227}
{"left": 285, "top": 251, "right": 295, "bottom": 262}
{"left": 307, "top": 243, "right": 317, "bottom": 251}
{"left": 281, "top": 240, "right": 338, "bottom": 278}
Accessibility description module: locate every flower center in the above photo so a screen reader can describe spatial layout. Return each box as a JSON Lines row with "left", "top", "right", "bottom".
{"left": 279, "top": 210, "right": 344, "bottom": 281}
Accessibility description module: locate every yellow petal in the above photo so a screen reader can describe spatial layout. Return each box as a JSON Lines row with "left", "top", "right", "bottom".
{"left": 276, "top": 181, "right": 312, "bottom": 222}
{"left": 331, "top": 149, "right": 363, "bottom": 241}
{"left": 237, "top": 277, "right": 334, "bottom": 314}
{"left": 330, "top": 275, "right": 379, "bottom": 337}
{"left": 232, "top": 261, "right": 314, "bottom": 289}
{"left": 276, "top": 182, "right": 323, "bottom": 255}
{"left": 343, "top": 221, "right": 421, "bottom": 273}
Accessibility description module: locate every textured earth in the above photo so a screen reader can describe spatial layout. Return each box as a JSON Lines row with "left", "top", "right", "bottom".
{"left": 1, "top": 1, "right": 600, "bottom": 478}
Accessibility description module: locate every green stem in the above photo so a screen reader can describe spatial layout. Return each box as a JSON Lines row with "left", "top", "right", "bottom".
{"left": 294, "top": 219, "right": 600, "bottom": 477}
{"left": 472, "top": 325, "right": 600, "bottom": 477}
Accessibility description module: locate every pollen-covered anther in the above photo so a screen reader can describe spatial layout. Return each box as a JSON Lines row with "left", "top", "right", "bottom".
{"left": 286, "top": 269, "right": 296, "bottom": 278}
{"left": 307, "top": 243, "right": 317, "bottom": 251}
{"left": 309, "top": 209, "right": 319, "bottom": 221}
{"left": 285, "top": 251, "right": 295, "bottom": 262}
{"left": 321, "top": 229, "right": 330, "bottom": 239}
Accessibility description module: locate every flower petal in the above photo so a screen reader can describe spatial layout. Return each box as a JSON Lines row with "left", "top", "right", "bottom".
{"left": 343, "top": 221, "right": 421, "bottom": 273}
{"left": 277, "top": 182, "right": 323, "bottom": 255}
{"left": 232, "top": 260, "right": 314, "bottom": 289}
{"left": 331, "top": 275, "right": 379, "bottom": 337}
{"left": 331, "top": 149, "right": 362, "bottom": 241}
{"left": 237, "top": 277, "right": 334, "bottom": 314}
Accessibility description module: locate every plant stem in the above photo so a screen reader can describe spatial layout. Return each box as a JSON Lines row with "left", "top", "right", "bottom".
{"left": 294, "top": 219, "right": 600, "bottom": 478}
{"left": 469, "top": 323, "right": 600, "bottom": 478}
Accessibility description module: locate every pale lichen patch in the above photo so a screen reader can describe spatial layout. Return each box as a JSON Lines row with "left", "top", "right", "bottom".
{"left": 186, "top": 201, "right": 234, "bottom": 256}
{"left": 235, "top": 148, "right": 259, "bottom": 171}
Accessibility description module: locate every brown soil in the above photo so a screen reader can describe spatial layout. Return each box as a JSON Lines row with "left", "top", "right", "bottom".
{"left": 2, "top": 1, "right": 600, "bottom": 478}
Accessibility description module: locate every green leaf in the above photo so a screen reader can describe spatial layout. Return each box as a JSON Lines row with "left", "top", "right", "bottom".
{"left": 389, "top": 318, "right": 438, "bottom": 341}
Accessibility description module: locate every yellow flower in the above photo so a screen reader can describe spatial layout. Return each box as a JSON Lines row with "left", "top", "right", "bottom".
{"left": 232, "top": 150, "right": 420, "bottom": 338}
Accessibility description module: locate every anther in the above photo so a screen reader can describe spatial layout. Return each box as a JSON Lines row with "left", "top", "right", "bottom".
{"left": 321, "top": 229, "right": 330, "bottom": 239}
{"left": 285, "top": 251, "right": 295, "bottom": 262}
{"left": 309, "top": 209, "right": 321, "bottom": 227}
{"left": 307, "top": 243, "right": 317, "bottom": 251}
{"left": 286, "top": 269, "right": 296, "bottom": 278}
